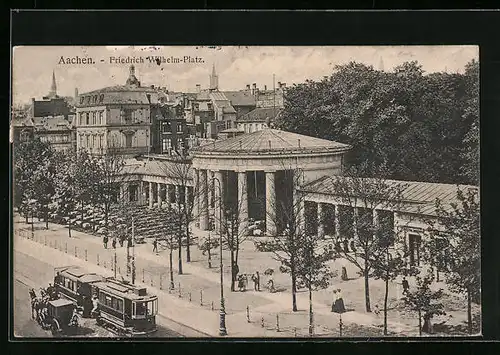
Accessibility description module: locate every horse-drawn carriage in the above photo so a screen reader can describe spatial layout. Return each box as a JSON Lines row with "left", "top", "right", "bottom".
{"left": 43, "top": 299, "right": 80, "bottom": 336}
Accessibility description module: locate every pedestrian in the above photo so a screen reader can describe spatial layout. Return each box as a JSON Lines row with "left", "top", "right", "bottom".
{"left": 336, "top": 288, "right": 346, "bottom": 313}
{"left": 119, "top": 236, "right": 124, "bottom": 247}
{"left": 91, "top": 296, "right": 99, "bottom": 318}
{"left": 252, "top": 271, "right": 260, "bottom": 291}
{"left": 127, "top": 236, "right": 132, "bottom": 248}
{"left": 402, "top": 276, "right": 409, "bottom": 295}
{"left": 374, "top": 304, "right": 381, "bottom": 316}
{"left": 112, "top": 237, "right": 117, "bottom": 249}
{"left": 343, "top": 238, "right": 349, "bottom": 253}
{"left": 267, "top": 273, "right": 275, "bottom": 293}
{"left": 331, "top": 289, "right": 338, "bottom": 312}
{"left": 103, "top": 235, "right": 108, "bottom": 249}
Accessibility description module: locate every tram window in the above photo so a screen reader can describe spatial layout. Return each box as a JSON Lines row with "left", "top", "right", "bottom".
{"left": 147, "top": 300, "right": 156, "bottom": 315}
{"left": 135, "top": 302, "right": 146, "bottom": 316}
{"left": 116, "top": 299, "right": 123, "bottom": 312}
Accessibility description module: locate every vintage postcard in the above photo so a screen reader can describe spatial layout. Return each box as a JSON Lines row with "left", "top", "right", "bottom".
{"left": 11, "top": 45, "right": 480, "bottom": 338}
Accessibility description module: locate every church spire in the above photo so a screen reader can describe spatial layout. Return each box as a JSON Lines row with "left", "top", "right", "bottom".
{"left": 49, "top": 70, "right": 57, "bottom": 98}
{"left": 125, "top": 64, "right": 141, "bottom": 87}
{"left": 209, "top": 63, "right": 219, "bottom": 91}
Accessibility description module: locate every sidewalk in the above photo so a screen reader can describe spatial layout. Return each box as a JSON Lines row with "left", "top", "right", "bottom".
{"left": 14, "top": 217, "right": 418, "bottom": 336}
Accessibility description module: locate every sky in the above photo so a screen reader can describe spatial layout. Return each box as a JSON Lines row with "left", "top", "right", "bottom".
{"left": 12, "top": 45, "right": 478, "bottom": 106}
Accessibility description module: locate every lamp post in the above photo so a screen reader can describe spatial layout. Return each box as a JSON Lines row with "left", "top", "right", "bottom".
{"left": 131, "top": 217, "right": 136, "bottom": 285}
{"left": 212, "top": 176, "right": 227, "bottom": 336}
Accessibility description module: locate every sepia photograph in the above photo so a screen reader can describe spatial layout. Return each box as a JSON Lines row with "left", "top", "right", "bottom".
{"left": 11, "top": 45, "right": 480, "bottom": 339}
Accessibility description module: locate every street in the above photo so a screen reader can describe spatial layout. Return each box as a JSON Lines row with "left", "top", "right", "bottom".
{"left": 13, "top": 250, "right": 184, "bottom": 338}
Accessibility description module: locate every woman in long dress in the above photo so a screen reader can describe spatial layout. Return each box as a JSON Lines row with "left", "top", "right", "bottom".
{"left": 336, "top": 288, "right": 346, "bottom": 313}
{"left": 331, "top": 290, "right": 338, "bottom": 312}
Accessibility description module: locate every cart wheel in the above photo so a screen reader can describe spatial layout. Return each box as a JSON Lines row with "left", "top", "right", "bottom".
{"left": 51, "top": 319, "right": 61, "bottom": 336}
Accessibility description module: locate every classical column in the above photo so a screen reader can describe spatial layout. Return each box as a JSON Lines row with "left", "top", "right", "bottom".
{"left": 193, "top": 169, "right": 199, "bottom": 222}
{"left": 265, "top": 170, "right": 276, "bottom": 236}
{"left": 238, "top": 170, "right": 248, "bottom": 234}
{"left": 213, "top": 170, "right": 224, "bottom": 235}
{"left": 165, "top": 184, "right": 171, "bottom": 205}
{"left": 175, "top": 185, "right": 180, "bottom": 206}
{"left": 157, "top": 183, "right": 162, "bottom": 208}
{"left": 148, "top": 182, "right": 153, "bottom": 209}
{"left": 334, "top": 205, "right": 341, "bottom": 239}
{"left": 317, "top": 202, "right": 325, "bottom": 238}
{"left": 199, "top": 170, "right": 209, "bottom": 230}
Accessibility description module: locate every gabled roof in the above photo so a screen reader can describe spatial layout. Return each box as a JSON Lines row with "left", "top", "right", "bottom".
{"left": 223, "top": 91, "right": 257, "bottom": 106}
{"left": 301, "top": 175, "right": 479, "bottom": 216}
{"left": 190, "top": 128, "right": 351, "bottom": 155}
{"left": 237, "top": 107, "right": 283, "bottom": 122}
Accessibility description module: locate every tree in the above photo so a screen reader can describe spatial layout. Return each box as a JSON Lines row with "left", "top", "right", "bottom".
{"left": 295, "top": 232, "right": 335, "bottom": 336}
{"left": 219, "top": 197, "right": 250, "bottom": 292}
{"left": 460, "top": 59, "right": 479, "bottom": 185}
{"left": 403, "top": 270, "right": 446, "bottom": 335}
{"left": 255, "top": 167, "right": 308, "bottom": 312}
{"left": 52, "top": 150, "right": 79, "bottom": 238}
{"left": 326, "top": 165, "right": 408, "bottom": 312}
{"left": 427, "top": 186, "right": 480, "bottom": 334}
{"left": 370, "top": 217, "right": 419, "bottom": 335}
{"left": 156, "top": 206, "right": 181, "bottom": 290}
{"left": 13, "top": 137, "right": 54, "bottom": 222}
{"left": 275, "top": 60, "right": 477, "bottom": 185}
{"left": 94, "top": 142, "right": 125, "bottom": 233}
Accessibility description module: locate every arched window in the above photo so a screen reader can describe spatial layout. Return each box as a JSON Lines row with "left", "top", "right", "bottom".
{"left": 85, "top": 113, "right": 89, "bottom": 125}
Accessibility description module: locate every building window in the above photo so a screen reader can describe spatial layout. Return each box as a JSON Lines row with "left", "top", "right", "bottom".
{"left": 408, "top": 233, "right": 421, "bottom": 266}
{"left": 177, "top": 124, "right": 183, "bottom": 133}
{"left": 99, "top": 111, "right": 104, "bottom": 125}
{"left": 79, "top": 113, "right": 83, "bottom": 125}
{"left": 163, "top": 122, "right": 171, "bottom": 133}
{"left": 99, "top": 94, "right": 104, "bottom": 103}
{"left": 86, "top": 113, "right": 90, "bottom": 125}
{"left": 162, "top": 138, "right": 172, "bottom": 153}
{"left": 80, "top": 97, "right": 84, "bottom": 105}
{"left": 125, "top": 133, "right": 133, "bottom": 148}
{"left": 123, "top": 109, "right": 133, "bottom": 123}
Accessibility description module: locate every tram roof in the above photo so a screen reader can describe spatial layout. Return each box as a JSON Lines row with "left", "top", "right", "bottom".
{"left": 94, "top": 280, "right": 155, "bottom": 301}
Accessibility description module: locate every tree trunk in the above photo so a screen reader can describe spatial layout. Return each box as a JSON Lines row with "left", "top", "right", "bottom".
{"left": 81, "top": 200, "right": 84, "bottom": 223}
{"left": 291, "top": 263, "right": 298, "bottom": 312}
{"left": 68, "top": 221, "right": 72, "bottom": 238}
{"left": 467, "top": 287, "right": 473, "bottom": 335}
{"left": 418, "top": 308, "right": 422, "bottom": 336}
{"left": 169, "top": 246, "right": 174, "bottom": 289}
{"left": 185, "top": 222, "right": 191, "bottom": 262}
{"left": 230, "top": 250, "right": 235, "bottom": 292}
{"left": 364, "top": 264, "right": 371, "bottom": 312}
{"left": 383, "top": 276, "right": 389, "bottom": 335}
{"left": 308, "top": 281, "right": 313, "bottom": 336}
{"left": 177, "top": 232, "right": 183, "bottom": 275}
{"left": 45, "top": 207, "right": 49, "bottom": 230}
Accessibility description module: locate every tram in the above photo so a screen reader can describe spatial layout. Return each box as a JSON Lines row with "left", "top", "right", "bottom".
{"left": 92, "top": 278, "right": 158, "bottom": 336}
{"left": 52, "top": 266, "right": 158, "bottom": 336}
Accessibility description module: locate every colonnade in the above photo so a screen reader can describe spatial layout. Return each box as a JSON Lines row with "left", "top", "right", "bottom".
{"left": 193, "top": 168, "right": 278, "bottom": 236}
{"left": 120, "top": 180, "right": 192, "bottom": 209}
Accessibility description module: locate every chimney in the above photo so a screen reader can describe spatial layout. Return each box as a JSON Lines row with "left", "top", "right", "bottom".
{"left": 74, "top": 88, "right": 79, "bottom": 99}
{"left": 196, "top": 84, "right": 201, "bottom": 93}
{"left": 264, "top": 85, "right": 267, "bottom": 91}
{"left": 277, "top": 81, "right": 281, "bottom": 88}
{"left": 246, "top": 84, "right": 251, "bottom": 91}
{"left": 252, "top": 83, "right": 257, "bottom": 95}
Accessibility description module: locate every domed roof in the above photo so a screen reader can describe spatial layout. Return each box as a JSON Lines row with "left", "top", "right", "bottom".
{"left": 191, "top": 128, "right": 351, "bottom": 156}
